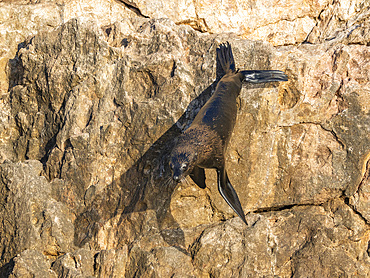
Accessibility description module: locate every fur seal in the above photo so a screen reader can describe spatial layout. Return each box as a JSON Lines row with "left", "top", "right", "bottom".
{"left": 169, "top": 42, "right": 288, "bottom": 225}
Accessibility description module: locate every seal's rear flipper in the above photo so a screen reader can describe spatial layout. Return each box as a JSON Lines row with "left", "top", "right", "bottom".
{"left": 190, "top": 166, "right": 206, "bottom": 189}
{"left": 217, "top": 168, "right": 248, "bottom": 225}
{"left": 241, "top": 70, "right": 288, "bottom": 83}
{"left": 216, "top": 42, "right": 236, "bottom": 80}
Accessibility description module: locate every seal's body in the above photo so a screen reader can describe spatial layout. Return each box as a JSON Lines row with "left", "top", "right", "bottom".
{"left": 170, "top": 42, "right": 288, "bottom": 225}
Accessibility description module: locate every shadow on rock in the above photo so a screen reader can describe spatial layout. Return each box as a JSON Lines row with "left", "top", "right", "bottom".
{"left": 74, "top": 82, "right": 218, "bottom": 254}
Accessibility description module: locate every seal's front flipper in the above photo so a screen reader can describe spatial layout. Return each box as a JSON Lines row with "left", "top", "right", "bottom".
{"left": 190, "top": 166, "right": 206, "bottom": 189}
{"left": 240, "top": 70, "right": 288, "bottom": 83}
{"left": 217, "top": 168, "right": 247, "bottom": 225}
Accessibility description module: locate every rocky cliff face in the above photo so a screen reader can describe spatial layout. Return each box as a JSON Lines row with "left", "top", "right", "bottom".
{"left": 0, "top": 1, "right": 369, "bottom": 277}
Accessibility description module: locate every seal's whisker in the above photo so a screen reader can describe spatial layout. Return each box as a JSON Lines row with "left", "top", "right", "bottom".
{"left": 184, "top": 177, "right": 191, "bottom": 187}
{"left": 163, "top": 176, "right": 173, "bottom": 187}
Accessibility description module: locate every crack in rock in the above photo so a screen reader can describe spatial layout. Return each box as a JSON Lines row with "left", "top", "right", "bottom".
{"left": 251, "top": 202, "right": 324, "bottom": 214}
{"left": 116, "top": 0, "right": 149, "bottom": 18}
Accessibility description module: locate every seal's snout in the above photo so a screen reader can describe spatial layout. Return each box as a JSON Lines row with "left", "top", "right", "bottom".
{"left": 173, "top": 175, "right": 180, "bottom": 182}
{"left": 169, "top": 156, "right": 186, "bottom": 183}
{"left": 172, "top": 169, "right": 182, "bottom": 182}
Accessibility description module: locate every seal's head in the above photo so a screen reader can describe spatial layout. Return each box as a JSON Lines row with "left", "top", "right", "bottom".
{"left": 169, "top": 147, "right": 197, "bottom": 183}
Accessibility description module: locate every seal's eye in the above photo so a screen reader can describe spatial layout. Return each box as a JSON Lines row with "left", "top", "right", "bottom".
{"left": 181, "top": 163, "right": 188, "bottom": 170}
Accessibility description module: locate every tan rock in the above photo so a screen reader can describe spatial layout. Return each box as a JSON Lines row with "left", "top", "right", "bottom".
{"left": 0, "top": 161, "right": 75, "bottom": 273}
{"left": 247, "top": 16, "right": 316, "bottom": 46}
{"left": 350, "top": 159, "right": 370, "bottom": 223}
{"left": 0, "top": 2, "right": 63, "bottom": 163}
{"left": 8, "top": 250, "right": 57, "bottom": 278}
{"left": 0, "top": 2, "right": 62, "bottom": 95}
{"left": 63, "top": 0, "right": 134, "bottom": 27}
{"left": 130, "top": 0, "right": 330, "bottom": 45}
{"left": 0, "top": 1, "right": 370, "bottom": 277}
{"left": 94, "top": 247, "right": 129, "bottom": 277}
{"left": 306, "top": 0, "right": 369, "bottom": 44}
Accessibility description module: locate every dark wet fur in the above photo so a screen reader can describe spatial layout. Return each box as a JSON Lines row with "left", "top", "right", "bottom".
{"left": 170, "top": 42, "right": 288, "bottom": 225}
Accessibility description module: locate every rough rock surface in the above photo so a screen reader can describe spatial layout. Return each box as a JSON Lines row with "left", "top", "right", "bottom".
{"left": 0, "top": 1, "right": 370, "bottom": 277}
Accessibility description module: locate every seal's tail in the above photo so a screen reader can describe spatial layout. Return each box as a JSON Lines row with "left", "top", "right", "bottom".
{"left": 240, "top": 70, "right": 288, "bottom": 83}
{"left": 216, "top": 42, "right": 236, "bottom": 79}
